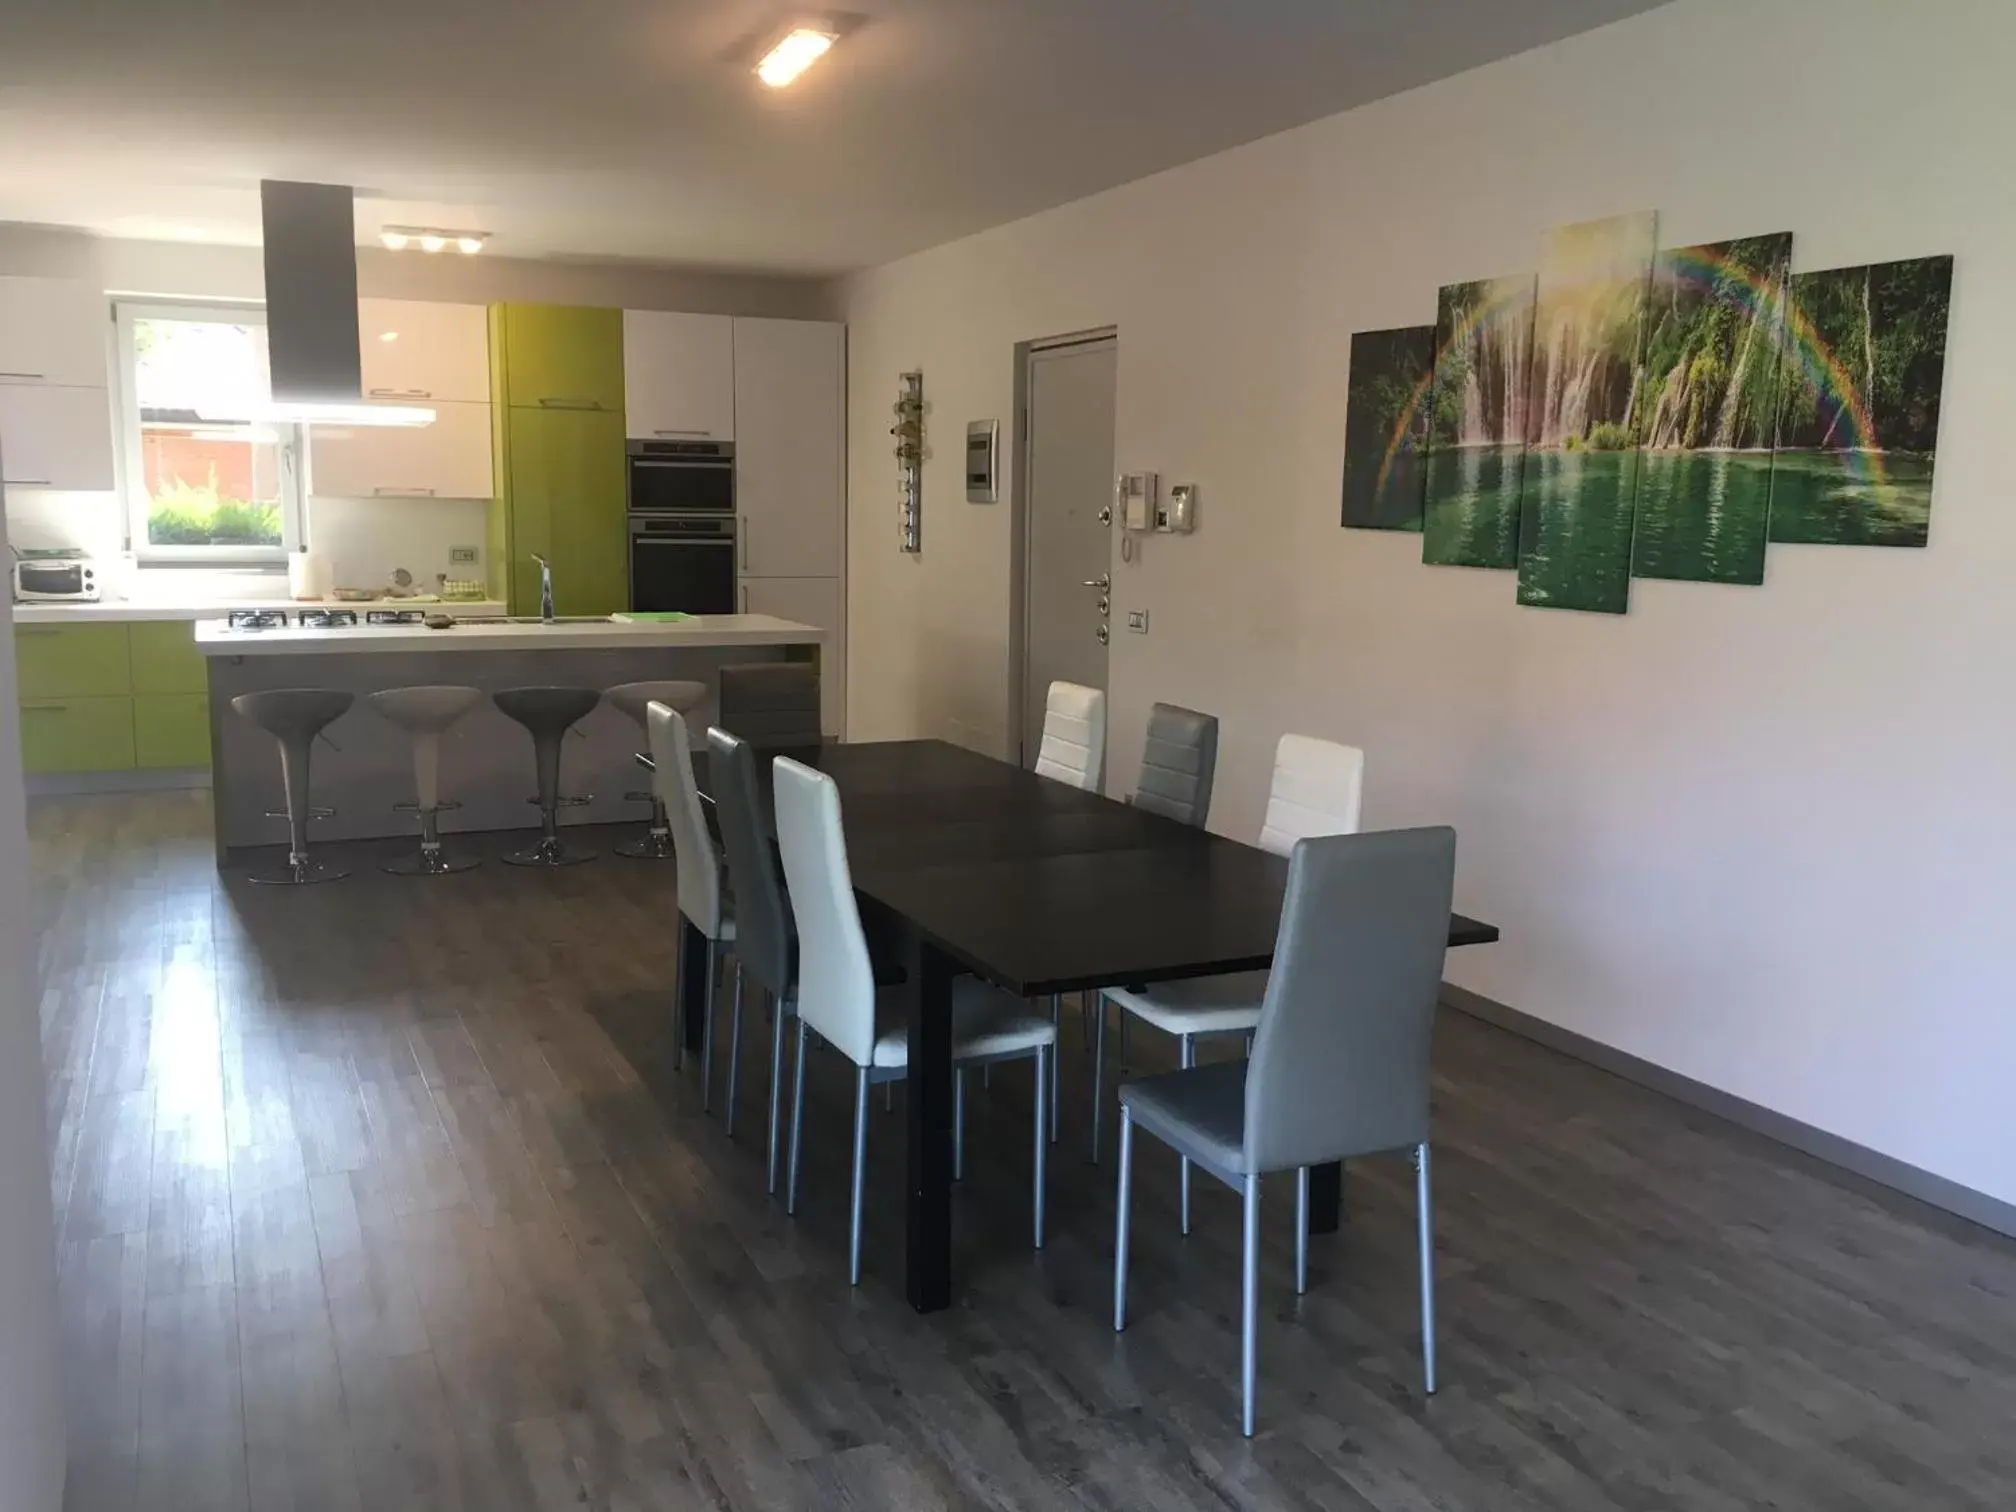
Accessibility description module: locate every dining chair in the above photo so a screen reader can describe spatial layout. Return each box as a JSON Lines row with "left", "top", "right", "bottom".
{"left": 1113, "top": 826, "right": 1456, "bottom": 1436}
{"left": 1093, "top": 733, "right": 1365, "bottom": 1198}
{"left": 707, "top": 725, "right": 797, "bottom": 1190}
{"left": 645, "top": 701, "right": 738, "bottom": 1107}
{"left": 772, "top": 755, "right": 1057, "bottom": 1284}
{"left": 1033, "top": 681, "right": 1106, "bottom": 791}
{"left": 718, "top": 661, "right": 823, "bottom": 748}
{"left": 1131, "top": 702, "right": 1219, "bottom": 828}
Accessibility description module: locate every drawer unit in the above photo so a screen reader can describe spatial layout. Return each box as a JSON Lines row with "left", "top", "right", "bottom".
{"left": 18, "top": 696, "right": 138, "bottom": 775}
{"left": 13, "top": 623, "right": 133, "bottom": 699}
{"left": 133, "top": 694, "right": 211, "bottom": 769}
{"left": 128, "top": 620, "right": 208, "bottom": 694}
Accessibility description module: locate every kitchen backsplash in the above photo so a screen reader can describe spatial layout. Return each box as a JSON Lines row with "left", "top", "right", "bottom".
{"left": 5, "top": 486, "right": 487, "bottom": 598}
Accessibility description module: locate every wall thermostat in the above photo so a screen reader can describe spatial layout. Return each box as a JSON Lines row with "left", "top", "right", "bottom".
{"left": 965, "top": 420, "right": 998, "bottom": 503}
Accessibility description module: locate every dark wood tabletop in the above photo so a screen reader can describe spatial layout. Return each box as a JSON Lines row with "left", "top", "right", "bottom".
{"left": 687, "top": 736, "right": 1500, "bottom": 1313}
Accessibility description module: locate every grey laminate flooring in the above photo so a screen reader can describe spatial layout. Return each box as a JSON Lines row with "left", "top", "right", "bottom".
{"left": 32, "top": 792, "right": 2016, "bottom": 1511}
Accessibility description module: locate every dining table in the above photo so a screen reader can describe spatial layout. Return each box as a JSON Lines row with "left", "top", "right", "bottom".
{"left": 681, "top": 737, "right": 1499, "bottom": 1314}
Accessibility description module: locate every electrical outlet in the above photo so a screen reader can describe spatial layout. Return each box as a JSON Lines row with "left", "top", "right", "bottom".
{"left": 449, "top": 545, "right": 478, "bottom": 564}
{"left": 1126, "top": 609, "right": 1149, "bottom": 634}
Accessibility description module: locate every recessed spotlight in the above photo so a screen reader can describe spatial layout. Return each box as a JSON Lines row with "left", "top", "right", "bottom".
{"left": 378, "top": 331, "right": 400, "bottom": 343}
{"left": 418, "top": 233, "right": 447, "bottom": 253}
{"left": 756, "top": 25, "right": 836, "bottom": 88}
{"left": 456, "top": 236, "right": 484, "bottom": 255}
{"left": 380, "top": 230, "right": 408, "bottom": 250}
{"left": 380, "top": 224, "right": 489, "bottom": 255}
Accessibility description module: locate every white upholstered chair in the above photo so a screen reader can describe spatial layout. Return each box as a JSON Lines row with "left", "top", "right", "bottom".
{"left": 647, "top": 702, "right": 738, "bottom": 1107}
{"left": 1033, "top": 681, "right": 1106, "bottom": 791}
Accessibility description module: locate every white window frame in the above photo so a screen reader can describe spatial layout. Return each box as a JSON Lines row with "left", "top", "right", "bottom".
{"left": 114, "top": 298, "right": 305, "bottom": 563}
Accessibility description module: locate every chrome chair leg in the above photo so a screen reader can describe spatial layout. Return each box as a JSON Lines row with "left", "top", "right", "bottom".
{"left": 953, "top": 1069, "right": 966, "bottom": 1182}
{"left": 1241, "top": 1172, "right": 1261, "bottom": 1437}
{"left": 849, "top": 1068, "right": 870, "bottom": 1285}
{"left": 1417, "top": 1141, "right": 1437, "bottom": 1396}
{"left": 1179, "top": 1034, "right": 1195, "bottom": 1235}
{"left": 671, "top": 934, "right": 686, "bottom": 1072}
{"left": 1295, "top": 1166, "right": 1310, "bottom": 1295}
{"left": 1033, "top": 1047, "right": 1047, "bottom": 1250}
{"left": 1089, "top": 993, "right": 1107, "bottom": 1164}
{"left": 700, "top": 939, "right": 719, "bottom": 1112}
{"left": 766, "top": 992, "right": 787, "bottom": 1195}
{"left": 786, "top": 1018, "right": 810, "bottom": 1216}
{"left": 724, "top": 961, "right": 745, "bottom": 1137}
{"left": 1047, "top": 995, "right": 1061, "bottom": 1143}
{"left": 885, "top": 1081, "right": 894, "bottom": 1113}
{"left": 1113, "top": 1108, "right": 1134, "bottom": 1332}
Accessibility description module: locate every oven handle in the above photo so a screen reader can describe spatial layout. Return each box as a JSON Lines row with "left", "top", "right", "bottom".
{"left": 630, "top": 537, "right": 737, "bottom": 548}
{"left": 629, "top": 457, "right": 733, "bottom": 470}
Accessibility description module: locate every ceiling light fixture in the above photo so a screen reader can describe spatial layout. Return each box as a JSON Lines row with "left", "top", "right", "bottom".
{"left": 756, "top": 25, "right": 836, "bottom": 88}
{"left": 379, "top": 225, "right": 489, "bottom": 255}
{"left": 378, "top": 330, "right": 400, "bottom": 343}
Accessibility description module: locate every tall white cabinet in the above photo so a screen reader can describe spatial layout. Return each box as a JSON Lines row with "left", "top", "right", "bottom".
{"left": 0, "top": 276, "right": 115, "bottom": 491}
{"left": 732, "top": 317, "right": 846, "bottom": 735}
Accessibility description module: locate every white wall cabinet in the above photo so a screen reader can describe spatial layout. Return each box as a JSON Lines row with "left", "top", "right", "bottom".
{"left": 733, "top": 318, "right": 844, "bottom": 579}
{"left": 357, "top": 298, "right": 491, "bottom": 404}
{"left": 0, "top": 276, "right": 107, "bottom": 389}
{"left": 741, "top": 576, "right": 844, "bottom": 736}
{"left": 624, "top": 311, "right": 735, "bottom": 441}
{"left": 0, "top": 383, "right": 116, "bottom": 491}
{"left": 307, "top": 401, "right": 494, "bottom": 500}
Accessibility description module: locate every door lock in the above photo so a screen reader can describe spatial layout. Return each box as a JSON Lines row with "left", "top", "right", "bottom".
{"left": 1096, "top": 624, "right": 1110, "bottom": 645}
{"left": 1097, "top": 596, "right": 1110, "bottom": 615}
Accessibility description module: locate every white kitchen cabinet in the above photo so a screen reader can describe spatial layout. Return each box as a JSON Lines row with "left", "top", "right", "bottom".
{"left": 357, "top": 298, "right": 491, "bottom": 404}
{"left": 733, "top": 318, "right": 844, "bottom": 579}
{"left": 623, "top": 311, "right": 735, "bottom": 441}
{"left": 307, "top": 400, "right": 494, "bottom": 500}
{"left": 741, "top": 575, "right": 844, "bottom": 736}
{"left": 0, "top": 383, "right": 116, "bottom": 491}
{"left": 0, "top": 276, "right": 107, "bottom": 389}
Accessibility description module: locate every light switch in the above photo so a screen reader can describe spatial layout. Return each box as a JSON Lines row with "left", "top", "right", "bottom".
{"left": 1126, "top": 610, "right": 1149, "bottom": 634}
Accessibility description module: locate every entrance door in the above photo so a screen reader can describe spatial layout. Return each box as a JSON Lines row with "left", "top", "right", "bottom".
{"left": 1020, "top": 336, "right": 1117, "bottom": 769}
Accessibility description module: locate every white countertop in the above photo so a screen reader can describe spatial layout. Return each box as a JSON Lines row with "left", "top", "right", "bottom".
{"left": 13, "top": 598, "right": 504, "bottom": 625}
{"left": 194, "top": 612, "right": 824, "bottom": 656}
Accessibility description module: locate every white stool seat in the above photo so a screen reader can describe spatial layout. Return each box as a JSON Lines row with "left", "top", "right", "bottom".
{"left": 605, "top": 680, "right": 707, "bottom": 727}
{"left": 369, "top": 684, "right": 485, "bottom": 735}
{"left": 869, "top": 980, "right": 1056, "bottom": 1069}
{"left": 367, "top": 686, "right": 484, "bottom": 876}
{"left": 1105, "top": 971, "right": 1268, "bottom": 1037}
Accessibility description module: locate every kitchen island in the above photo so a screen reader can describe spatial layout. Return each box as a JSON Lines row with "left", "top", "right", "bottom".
{"left": 197, "top": 612, "right": 823, "bottom": 861}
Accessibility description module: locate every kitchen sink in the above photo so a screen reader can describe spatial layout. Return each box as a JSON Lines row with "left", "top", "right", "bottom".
{"left": 458, "top": 615, "right": 615, "bottom": 625}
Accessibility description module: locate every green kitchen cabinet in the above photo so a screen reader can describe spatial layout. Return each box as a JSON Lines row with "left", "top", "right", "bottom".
{"left": 13, "top": 624, "right": 132, "bottom": 700}
{"left": 128, "top": 620, "right": 207, "bottom": 694}
{"left": 18, "top": 696, "right": 137, "bottom": 775}
{"left": 504, "top": 406, "right": 628, "bottom": 616}
{"left": 494, "top": 303, "right": 624, "bottom": 413}
{"left": 133, "top": 694, "right": 211, "bottom": 768}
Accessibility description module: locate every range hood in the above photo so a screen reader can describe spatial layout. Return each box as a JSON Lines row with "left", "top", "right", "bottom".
{"left": 254, "top": 180, "right": 433, "bottom": 428}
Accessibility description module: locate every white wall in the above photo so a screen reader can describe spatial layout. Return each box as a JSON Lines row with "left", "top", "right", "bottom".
{"left": 0, "top": 492, "right": 65, "bottom": 1509}
{"left": 841, "top": 0, "right": 2016, "bottom": 1205}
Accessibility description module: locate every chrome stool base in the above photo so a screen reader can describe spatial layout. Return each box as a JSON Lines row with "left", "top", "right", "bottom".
{"left": 614, "top": 829, "right": 677, "bottom": 860}
{"left": 384, "top": 847, "right": 480, "bottom": 877}
{"left": 248, "top": 857, "right": 349, "bottom": 887}
{"left": 503, "top": 836, "right": 596, "bottom": 868}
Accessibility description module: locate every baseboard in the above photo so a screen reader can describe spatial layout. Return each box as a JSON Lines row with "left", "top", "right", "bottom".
{"left": 1440, "top": 981, "right": 2016, "bottom": 1243}
{"left": 26, "top": 769, "right": 212, "bottom": 798}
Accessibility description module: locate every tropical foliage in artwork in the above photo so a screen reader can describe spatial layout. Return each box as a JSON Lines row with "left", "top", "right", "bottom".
{"left": 1340, "top": 325, "right": 1433, "bottom": 531}
{"left": 1636, "top": 234, "right": 1793, "bottom": 454}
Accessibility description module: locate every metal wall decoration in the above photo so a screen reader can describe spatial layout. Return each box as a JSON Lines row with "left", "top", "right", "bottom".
{"left": 893, "top": 371, "right": 924, "bottom": 551}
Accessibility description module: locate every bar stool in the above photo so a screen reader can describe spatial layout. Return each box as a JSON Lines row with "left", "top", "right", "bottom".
{"left": 602, "top": 679, "right": 707, "bottom": 860}
{"left": 368, "top": 686, "right": 485, "bottom": 876}
{"left": 493, "top": 686, "right": 603, "bottom": 867}
{"left": 229, "top": 688, "right": 355, "bottom": 885}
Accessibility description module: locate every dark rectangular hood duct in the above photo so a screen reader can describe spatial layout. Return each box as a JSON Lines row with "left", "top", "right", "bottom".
{"left": 257, "top": 179, "right": 432, "bottom": 426}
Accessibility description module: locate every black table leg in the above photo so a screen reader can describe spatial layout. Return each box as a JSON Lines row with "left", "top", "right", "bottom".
{"left": 1307, "top": 1161, "right": 1344, "bottom": 1234}
{"left": 678, "top": 920, "right": 708, "bottom": 1056}
{"left": 904, "top": 934, "right": 957, "bottom": 1313}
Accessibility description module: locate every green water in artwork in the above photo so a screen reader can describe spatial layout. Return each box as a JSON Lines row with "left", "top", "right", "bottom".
{"left": 1516, "top": 451, "right": 1637, "bottom": 613}
{"left": 1767, "top": 451, "right": 1931, "bottom": 547}
{"left": 1422, "top": 446, "right": 1522, "bottom": 568}
{"left": 1631, "top": 451, "right": 1775, "bottom": 584}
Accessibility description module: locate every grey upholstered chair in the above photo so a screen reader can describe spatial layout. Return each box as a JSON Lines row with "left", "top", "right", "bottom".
{"left": 1131, "top": 702, "right": 1218, "bottom": 828}
{"left": 707, "top": 725, "right": 798, "bottom": 1189}
{"left": 717, "top": 662, "right": 822, "bottom": 748}
{"left": 1112, "top": 826, "right": 1456, "bottom": 1437}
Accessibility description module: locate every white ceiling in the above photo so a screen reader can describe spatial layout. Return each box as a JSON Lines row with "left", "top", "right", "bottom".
{"left": 0, "top": 0, "right": 1668, "bottom": 277}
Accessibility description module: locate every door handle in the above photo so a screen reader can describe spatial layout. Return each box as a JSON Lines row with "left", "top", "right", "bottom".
{"left": 372, "top": 486, "right": 437, "bottom": 496}
{"left": 368, "top": 387, "right": 433, "bottom": 400}
{"left": 4, "top": 478, "right": 54, "bottom": 487}
{"left": 741, "top": 585, "right": 749, "bottom": 614}
{"left": 653, "top": 428, "right": 712, "bottom": 437}
{"left": 739, "top": 517, "right": 748, "bottom": 570}
{"left": 1082, "top": 573, "right": 1111, "bottom": 590}
{"left": 0, "top": 371, "right": 48, "bottom": 381}
{"left": 538, "top": 397, "right": 605, "bottom": 410}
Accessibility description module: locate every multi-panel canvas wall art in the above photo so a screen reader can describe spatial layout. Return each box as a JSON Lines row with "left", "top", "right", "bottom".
{"left": 1338, "top": 209, "right": 1955, "bottom": 615}
{"left": 1769, "top": 255, "right": 1953, "bottom": 548}
{"left": 1421, "top": 274, "right": 1536, "bottom": 569}
{"left": 1516, "top": 211, "right": 1657, "bottom": 614}
{"left": 1339, "top": 325, "right": 1433, "bottom": 531}
{"left": 1630, "top": 233, "right": 1794, "bottom": 585}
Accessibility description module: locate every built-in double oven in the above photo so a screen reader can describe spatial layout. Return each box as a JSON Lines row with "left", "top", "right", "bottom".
{"left": 626, "top": 439, "right": 737, "bottom": 614}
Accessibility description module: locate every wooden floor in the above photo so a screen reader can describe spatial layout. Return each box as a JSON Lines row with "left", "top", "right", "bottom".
{"left": 32, "top": 792, "right": 2016, "bottom": 1511}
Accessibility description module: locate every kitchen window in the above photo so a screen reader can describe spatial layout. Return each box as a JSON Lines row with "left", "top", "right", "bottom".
{"left": 115, "top": 300, "right": 304, "bottom": 561}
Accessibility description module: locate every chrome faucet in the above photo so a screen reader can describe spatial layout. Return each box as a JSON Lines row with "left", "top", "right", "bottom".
{"left": 531, "top": 553, "right": 555, "bottom": 623}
